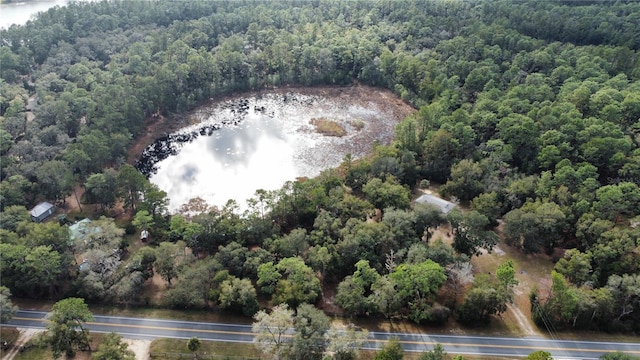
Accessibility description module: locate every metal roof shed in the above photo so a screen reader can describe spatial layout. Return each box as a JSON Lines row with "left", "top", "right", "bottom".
{"left": 30, "top": 202, "right": 56, "bottom": 222}
{"left": 415, "top": 194, "right": 457, "bottom": 214}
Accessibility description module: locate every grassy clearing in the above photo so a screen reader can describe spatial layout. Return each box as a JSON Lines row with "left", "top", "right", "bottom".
{"left": 150, "top": 340, "right": 504, "bottom": 360}
{"left": 150, "top": 338, "right": 260, "bottom": 359}
{"left": 310, "top": 117, "right": 347, "bottom": 137}
{"left": 13, "top": 346, "right": 51, "bottom": 360}
{"left": 359, "top": 350, "right": 514, "bottom": 360}
{"left": 0, "top": 327, "right": 20, "bottom": 359}
{"left": 0, "top": 327, "right": 20, "bottom": 345}
{"left": 470, "top": 239, "right": 555, "bottom": 336}
{"left": 12, "top": 332, "right": 51, "bottom": 360}
{"left": 13, "top": 332, "right": 105, "bottom": 360}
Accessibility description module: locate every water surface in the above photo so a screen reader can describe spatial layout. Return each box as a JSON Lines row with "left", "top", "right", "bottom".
{"left": 141, "top": 88, "right": 413, "bottom": 213}
{"left": 1, "top": 0, "right": 73, "bottom": 29}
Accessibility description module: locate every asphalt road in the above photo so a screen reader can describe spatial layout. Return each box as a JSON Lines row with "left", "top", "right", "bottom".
{"left": 8, "top": 310, "right": 640, "bottom": 359}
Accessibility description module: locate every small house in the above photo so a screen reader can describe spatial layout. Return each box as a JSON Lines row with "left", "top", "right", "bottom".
{"left": 30, "top": 202, "right": 55, "bottom": 222}
{"left": 415, "top": 194, "right": 457, "bottom": 214}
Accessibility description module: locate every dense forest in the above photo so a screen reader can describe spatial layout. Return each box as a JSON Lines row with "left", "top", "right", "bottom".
{"left": 1, "top": 0, "right": 639, "bottom": 341}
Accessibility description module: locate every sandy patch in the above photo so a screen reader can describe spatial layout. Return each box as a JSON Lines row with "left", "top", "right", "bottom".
{"left": 506, "top": 303, "right": 538, "bottom": 336}
{"left": 123, "top": 339, "right": 151, "bottom": 360}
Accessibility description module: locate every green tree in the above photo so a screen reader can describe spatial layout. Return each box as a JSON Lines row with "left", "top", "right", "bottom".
{"left": 600, "top": 352, "right": 640, "bottom": 360}
{"left": 496, "top": 113, "right": 539, "bottom": 172}
{"left": 292, "top": 303, "right": 330, "bottom": 360}
{"left": 419, "top": 344, "right": 446, "bottom": 360}
{"left": 269, "top": 228, "right": 309, "bottom": 258}
{"left": 539, "top": 272, "right": 579, "bottom": 327}
{"left": 111, "top": 271, "right": 147, "bottom": 306}
{"left": 325, "top": 323, "right": 369, "bottom": 360}
{"left": 457, "top": 261, "right": 518, "bottom": 326}
{"left": 0, "top": 175, "right": 34, "bottom": 209}
{"left": 353, "top": 259, "right": 381, "bottom": 290}
{"left": 0, "top": 205, "right": 30, "bottom": 232}
{"left": 335, "top": 276, "right": 368, "bottom": 316}
{"left": 390, "top": 260, "right": 447, "bottom": 323}
{"left": 369, "top": 275, "right": 402, "bottom": 320}
{"left": 497, "top": 260, "right": 519, "bottom": 290}
{"left": 526, "top": 350, "right": 553, "bottom": 360}
{"left": 382, "top": 208, "right": 419, "bottom": 250}
{"left": 36, "top": 160, "right": 73, "bottom": 204}
{"left": 85, "top": 169, "right": 119, "bottom": 211}
{"left": 336, "top": 260, "right": 381, "bottom": 316}
{"left": 117, "top": 164, "right": 147, "bottom": 212}
{"left": 272, "top": 257, "right": 322, "bottom": 307}
{"left": 337, "top": 219, "right": 396, "bottom": 274}
{"left": 218, "top": 277, "right": 259, "bottom": 316}
{"left": 139, "top": 183, "right": 169, "bottom": 217}
{"left": 440, "top": 159, "right": 485, "bottom": 202}
{"left": 606, "top": 274, "right": 640, "bottom": 323}
{"left": 0, "top": 286, "right": 18, "bottom": 323}
{"left": 0, "top": 244, "right": 63, "bottom": 298}
{"left": 422, "top": 129, "right": 459, "bottom": 183}
{"left": 252, "top": 304, "right": 294, "bottom": 360}
{"left": 362, "top": 176, "right": 410, "bottom": 210}
{"left": 588, "top": 228, "right": 639, "bottom": 287}
{"left": 592, "top": 182, "right": 640, "bottom": 222}
{"left": 257, "top": 262, "right": 281, "bottom": 295}
{"left": 163, "top": 259, "right": 220, "bottom": 309}
{"left": 503, "top": 201, "right": 565, "bottom": 253}
{"left": 371, "top": 156, "right": 404, "bottom": 183}
{"left": 554, "top": 249, "right": 592, "bottom": 286}
{"left": 374, "top": 337, "right": 404, "bottom": 360}
{"left": 154, "top": 241, "right": 189, "bottom": 285}
{"left": 412, "top": 203, "right": 446, "bottom": 241}
{"left": 47, "top": 298, "right": 95, "bottom": 359}
{"left": 305, "top": 246, "right": 332, "bottom": 276}
{"left": 187, "top": 337, "right": 201, "bottom": 359}
{"left": 457, "top": 275, "right": 505, "bottom": 325}
{"left": 447, "top": 209, "right": 498, "bottom": 256}
{"left": 391, "top": 260, "right": 446, "bottom": 304}
{"left": 92, "top": 332, "right": 135, "bottom": 360}
{"left": 21, "top": 221, "right": 71, "bottom": 253}
{"left": 132, "top": 210, "right": 154, "bottom": 231}
{"left": 470, "top": 192, "right": 502, "bottom": 227}
{"left": 213, "top": 242, "right": 250, "bottom": 277}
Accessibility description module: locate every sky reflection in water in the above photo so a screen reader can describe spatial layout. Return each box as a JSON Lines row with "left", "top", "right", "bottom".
{"left": 148, "top": 92, "right": 398, "bottom": 213}
{"left": 151, "top": 112, "right": 299, "bottom": 212}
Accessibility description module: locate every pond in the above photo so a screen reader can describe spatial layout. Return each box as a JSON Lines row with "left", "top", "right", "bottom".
{"left": 0, "top": 0, "right": 84, "bottom": 29}
{"left": 137, "top": 86, "right": 414, "bottom": 213}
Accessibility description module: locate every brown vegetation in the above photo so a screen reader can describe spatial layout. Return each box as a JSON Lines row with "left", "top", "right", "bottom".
{"left": 310, "top": 117, "right": 347, "bottom": 137}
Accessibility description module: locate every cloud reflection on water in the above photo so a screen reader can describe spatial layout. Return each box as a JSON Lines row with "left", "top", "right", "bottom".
{"left": 147, "top": 92, "right": 400, "bottom": 213}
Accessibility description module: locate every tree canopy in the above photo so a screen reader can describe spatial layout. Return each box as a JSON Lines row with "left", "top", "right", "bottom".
{"left": 47, "top": 298, "right": 94, "bottom": 359}
{"left": 1, "top": 0, "right": 640, "bottom": 334}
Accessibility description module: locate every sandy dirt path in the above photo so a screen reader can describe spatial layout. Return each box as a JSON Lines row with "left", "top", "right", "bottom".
{"left": 0, "top": 329, "right": 42, "bottom": 360}
{"left": 123, "top": 339, "right": 151, "bottom": 360}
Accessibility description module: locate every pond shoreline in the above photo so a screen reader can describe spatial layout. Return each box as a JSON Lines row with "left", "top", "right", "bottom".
{"left": 128, "top": 84, "right": 414, "bottom": 167}
{"left": 131, "top": 84, "right": 416, "bottom": 211}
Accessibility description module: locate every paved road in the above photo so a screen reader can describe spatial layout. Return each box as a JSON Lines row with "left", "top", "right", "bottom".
{"left": 8, "top": 310, "right": 640, "bottom": 359}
